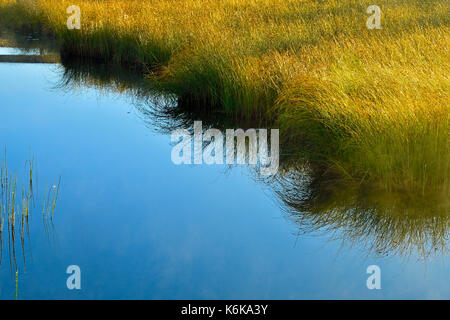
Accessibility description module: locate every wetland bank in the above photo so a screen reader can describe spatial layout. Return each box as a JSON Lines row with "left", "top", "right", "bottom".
{"left": 1, "top": 0, "right": 449, "bottom": 192}
{"left": 0, "top": 0, "right": 448, "bottom": 299}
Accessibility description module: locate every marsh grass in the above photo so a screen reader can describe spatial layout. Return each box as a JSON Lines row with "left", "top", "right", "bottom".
{"left": 0, "top": 150, "right": 61, "bottom": 274}
{"left": 9, "top": 35, "right": 447, "bottom": 261}
{"left": 0, "top": 0, "right": 448, "bottom": 193}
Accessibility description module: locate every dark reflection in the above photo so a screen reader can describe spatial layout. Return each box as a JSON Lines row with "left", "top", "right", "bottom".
{"left": 53, "top": 56, "right": 449, "bottom": 261}
{"left": 57, "top": 55, "right": 273, "bottom": 133}
{"left": 267, "top": 164, "right": 449, "bottom": 259}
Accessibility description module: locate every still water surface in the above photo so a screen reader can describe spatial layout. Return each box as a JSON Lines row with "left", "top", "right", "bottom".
{"left": 0, "top": 40, "right": 448, "bottom": 299}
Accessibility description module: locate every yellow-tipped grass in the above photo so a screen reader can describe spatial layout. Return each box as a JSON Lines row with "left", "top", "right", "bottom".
{"left": 0, "top": 0, "right": 448, "bottom": 192}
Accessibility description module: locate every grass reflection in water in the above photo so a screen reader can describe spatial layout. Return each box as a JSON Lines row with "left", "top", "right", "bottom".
{"left": 55, "top": 58, "right": 449, "bottom": 261}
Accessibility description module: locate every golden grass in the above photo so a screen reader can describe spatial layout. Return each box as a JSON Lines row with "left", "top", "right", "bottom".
{"left": 0, "top": 0, "right": 448, "bottom": 192}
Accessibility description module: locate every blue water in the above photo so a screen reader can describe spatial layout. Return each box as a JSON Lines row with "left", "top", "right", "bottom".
{"left": 0, "top": 60, "right": 448, "bottom": 299}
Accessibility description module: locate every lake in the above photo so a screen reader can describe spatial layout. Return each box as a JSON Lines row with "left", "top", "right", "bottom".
{"left": 0, "top": 30, "right": 448, "bottom": 299}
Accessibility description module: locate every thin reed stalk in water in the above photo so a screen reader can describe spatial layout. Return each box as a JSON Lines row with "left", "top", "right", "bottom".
{"left": 51, "top": 176, "right": 61, "bottom": 218}
{"left": 0, "top": 150, "right": 62, "bottom": 277}
{"left": 15, "top": 269, "right": 18, "bottom": 300}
